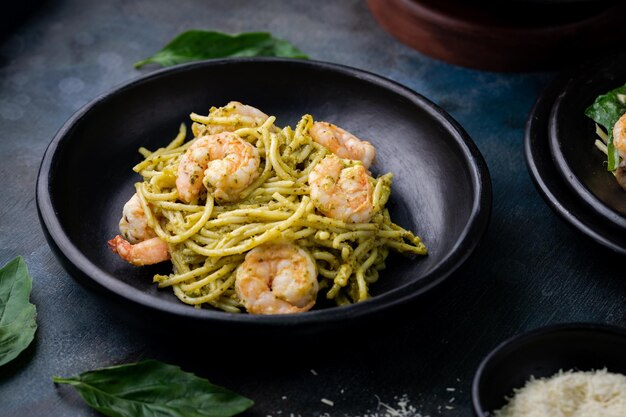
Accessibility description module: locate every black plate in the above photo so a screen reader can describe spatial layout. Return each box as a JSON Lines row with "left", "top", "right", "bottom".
{"left": 525, "top": 73, "right": 626, "bottom": 256}
{"left": 472, "top": 323, "right": 626, "bottom": 416}
{"left": 549, "top": 53, "right": 626, "bottom": 230}
{"left": 37, "top": 58, "right": 491, "bottom": 332}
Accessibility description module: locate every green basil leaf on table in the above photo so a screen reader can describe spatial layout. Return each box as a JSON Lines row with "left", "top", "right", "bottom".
{"left": 53, "top": 359, "right": 254, "bottom": 417}
{"left": 135, "top": 30, "right": 308, "bottom": 68}
{"left": 585, "top": 83, "right": 626, "bottom": 171}
{"left": 0, "top": 256, "right": 37, "bottom": 367}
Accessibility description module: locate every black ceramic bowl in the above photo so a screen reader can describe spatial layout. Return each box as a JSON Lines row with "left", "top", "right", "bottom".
{"left": 473, "top": 323, "right": 626, "bottom": 417}
{"left": 549, "top": 53, "right": 626, "bottom": 230}
{"left": 525, "top": 72, "right": 626, "bottom": 255}
{"left": 37, "top": 58, "right": 491, "bottom": 333}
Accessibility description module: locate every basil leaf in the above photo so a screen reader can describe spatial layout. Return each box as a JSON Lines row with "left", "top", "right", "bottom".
{"left": 0, "top": 256, "right": 37, "bottom": 367}
{"left": 135, "top": 30, "right": 308, "bottom": 68}
{"left": 585, "top": 83, "right": 626, "bottom": 171}
{"left": 53, "top": 359, "right": 254, "bottom": 417}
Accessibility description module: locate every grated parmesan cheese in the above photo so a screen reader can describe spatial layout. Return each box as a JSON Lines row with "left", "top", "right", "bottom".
{"left": 494, "top": 369, "right": 626, "bottom": 417}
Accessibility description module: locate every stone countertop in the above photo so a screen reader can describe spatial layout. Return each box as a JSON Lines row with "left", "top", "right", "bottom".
{"left": 1, "top": 1, "right": 624, "bottom": 416}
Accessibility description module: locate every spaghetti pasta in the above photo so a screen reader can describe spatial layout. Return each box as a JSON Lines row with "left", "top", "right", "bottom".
{"left": 111, "top": 102, "right": 427, "bottom": 313}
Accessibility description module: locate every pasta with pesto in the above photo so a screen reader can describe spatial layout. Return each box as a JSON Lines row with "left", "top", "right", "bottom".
{"left": 108, "top": 101, "right": 427, "bottom": 314}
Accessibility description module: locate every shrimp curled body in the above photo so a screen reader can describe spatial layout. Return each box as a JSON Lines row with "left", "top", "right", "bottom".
{"left": 119, "top": 193, "right": 156, "bottom": 243}
{"left": 176, "top": 132, "right": 260, "bottom": 203}
{"left": 235, "top": 243, "right": 318, "bottom": 314}
{"left": 193, "top": 101, "right": 269, "bottom": 136}
{"left": 309, "top": 154, "right": 374, "bottom": 223}
{"left": 310, "top": 122, "right": 376, "bottom": 169}
{"left": 108, "top": 193, "right": 170, "bottom": 266}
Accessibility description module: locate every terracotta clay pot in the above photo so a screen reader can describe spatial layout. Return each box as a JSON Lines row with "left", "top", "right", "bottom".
{"left": 367, "top": 0, "right": 626, "bottom": 72}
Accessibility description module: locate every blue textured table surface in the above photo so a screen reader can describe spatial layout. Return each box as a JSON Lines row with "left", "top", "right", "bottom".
{"left": 1, "top": 1, "right": 625, "bottom": 416}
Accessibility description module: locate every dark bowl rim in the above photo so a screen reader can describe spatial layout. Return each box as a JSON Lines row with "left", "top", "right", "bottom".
{"left": 36, "top": 57, "right": 492, "bottom": 327}
{"left": 388, "top": 0, "right": 622, "bottom": 35}
{"left": 472, "top": 322, "right": 626, "bottom": 417}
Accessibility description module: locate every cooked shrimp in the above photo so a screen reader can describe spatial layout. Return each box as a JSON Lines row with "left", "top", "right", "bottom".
{"left": 193, "top": 101, "right": 269, "bottom": 136}
{"left": 611, "top": 114, "right": 626, "bottom": 190}
{"left": 218, "top": 101, "right": 269, "bottom": 125}
{"left": 235, "top": 243, "right": 318, "bottom": 314}
{"left": 176, "top": 132, "right": 260, "bottom": 203}
{"left": 108, "top": 235, "right": 170, "bottom": 266}
{"left": 310, "top": 122, "right": 376, "bottom": 168}
{"left": 109, "top": 193, "right": 169, "bottom": 265}
{"left": 308, "top": 154, "right": 374, "bottom": 223}
{"left": 613, "top": 113, "right": 626, "bottom": 158}
{"left": 119, "top": 193, "right": 156, "bottom": 243}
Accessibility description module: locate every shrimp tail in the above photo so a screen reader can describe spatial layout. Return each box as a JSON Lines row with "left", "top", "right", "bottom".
{"left": 108, "top": 235, "right": 170, "bottom": 266}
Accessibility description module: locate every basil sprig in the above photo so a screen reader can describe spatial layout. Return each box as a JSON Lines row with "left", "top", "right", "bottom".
{"left": 0, "top": 256, "right": 37, "bottom": 367}
{"left": 53, "top": 360, "right": 254, "bottom": 417}
{"left": 135, "top": 30, "right": 308, "bottom": 68}
{"left": 585, "top": 83, "right": 626, "bottom": 171}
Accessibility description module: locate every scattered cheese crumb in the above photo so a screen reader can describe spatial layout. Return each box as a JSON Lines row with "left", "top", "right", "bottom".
{"left": 494, "top": 369, "right": 626, "bottom": 417}
{"left": 269, "top": 393, "right": 436, "bottom": 417}
{"left": 375, "top": 394, "right": 420, "bottom": 417}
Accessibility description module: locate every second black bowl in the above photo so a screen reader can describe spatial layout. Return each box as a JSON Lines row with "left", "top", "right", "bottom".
{"left": 549, "top": 53, "right": 626, "bottom": 230}
{"left": 473, "top": 323, "right": 626, "bottom": 416}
